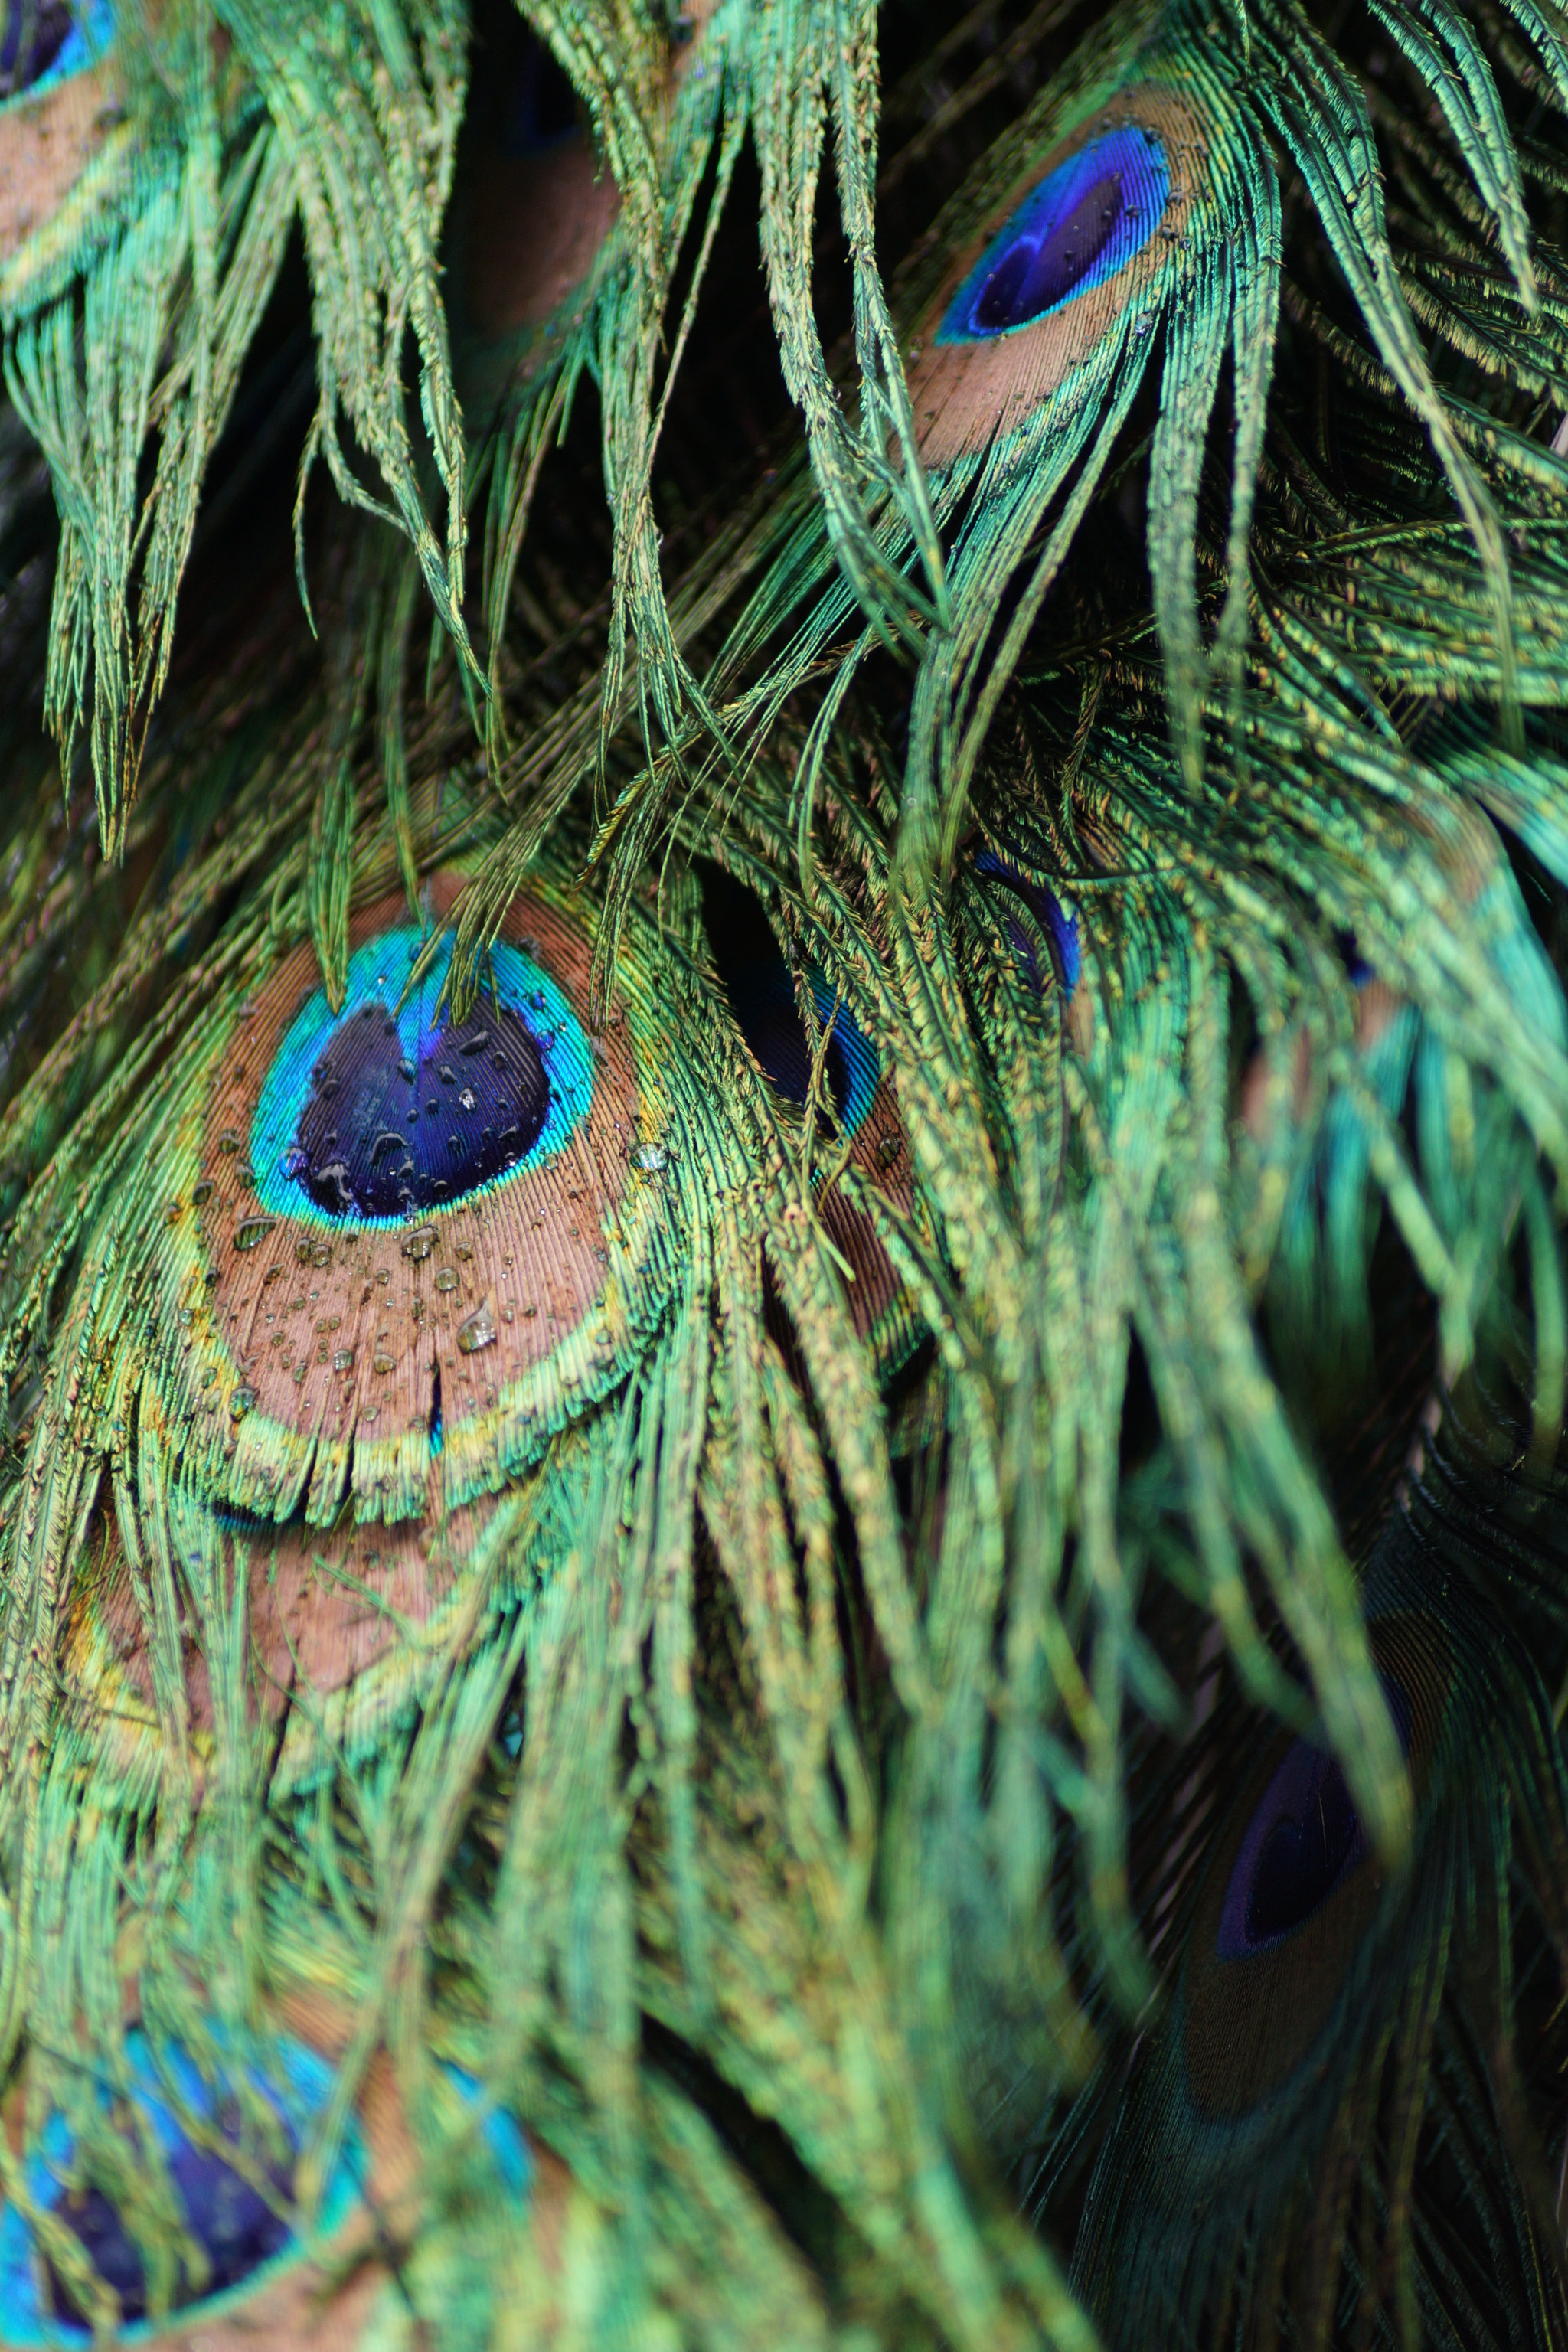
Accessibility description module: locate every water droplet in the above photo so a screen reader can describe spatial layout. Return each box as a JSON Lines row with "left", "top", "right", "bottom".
{"left": 439, "top": 1064, "right": 455, "bottom": 1085}
{"left": 332, "top": 1348, "right": 354, "bottom": 1372}
{"left": 457, "top": 1306, "right": 498, "bottom": 1354}
{"left": 436, "top": 1269, "right": 458, "bottom": 1293}
{"left": 632, "top": 1142, "right": 668, "bottom": 1173}
{"left": 403, "top": 1227, "right": 436, "bottom": 1262}
{"left": 217, "top": 1129, "right": 241, "bottom": 1155}
{"left": 877, "top": 1136, "right": 901, "bottom": 1168}
{"left": 311, "top": 1243, "right": 331, "bottom": 1269}
{"left": 373, "top": 1351, "right": 396, "bottom": 1374}
{"left": 399, "top": 1057, "right": 416, "bottom": 1082}
{"left": 361, "top": 1407, "right": 379, "bottom": 1424}
{"left": 313, "top": 1160, "right": 355, "bottom": 1215}
{"left": 192, "top": 1179, "right": 214, "bottom": 1207}
{"left": 456, "top": 1242, "right": 475, "bottom": 1262}
{"left": 234, "top": 1217, "right": 276, "bottom": 1253}
{"left": 459, "top": 1088, "right": 476, "bottom": 1112}
{"left": 230, "top": 1383, "right": 257, "bottom": 1418}
{"left": 296, "top": 1238, "right": 312, "bottom": 1265}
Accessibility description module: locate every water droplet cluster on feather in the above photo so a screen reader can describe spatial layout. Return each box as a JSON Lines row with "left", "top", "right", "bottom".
{"left": 150, "top": 866, "right": 677, "bottom": 1531}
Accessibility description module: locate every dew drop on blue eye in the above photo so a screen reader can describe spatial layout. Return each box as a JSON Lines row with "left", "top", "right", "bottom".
{"left": 289, "top": 1000, "right": 550, "bottom": 1220}
{"left": 940, "top": 127, "right": 1171, "bottom": 345}
{"left": 250, "top": 930, "right": 596, "bottom": 1228}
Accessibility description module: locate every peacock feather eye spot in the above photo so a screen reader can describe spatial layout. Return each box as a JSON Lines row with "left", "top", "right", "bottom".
{"left": 1217, "top": 1681, "right": 1412, "bottom": 1958}
{"left": 1223, "top": 1742, "right": 1365, "bottom": 1955}
{"left": 0, "top": 0, "right": 99, "bottom": 100}
{"left": 974, "top": 849, "right": 1081, "bottom": 996}
{"left": 103, "top": 876, "right": 683, "bottom": 1566}
{"left": 250, "top": 929, "right": 593, "bottom": 1228}
{"left": 939, "top": 126, "right": 1171, "bottom": 345}
{"left": 46, "top": 2115, "right": 295, "bottom": 2327}
{"left": 0, "top": 2034, "right": 358, "bottom": 2337}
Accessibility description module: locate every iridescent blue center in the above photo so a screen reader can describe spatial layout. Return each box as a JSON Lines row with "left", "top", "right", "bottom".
{"left": 0, "top": 2034, "right": 358, "bottom": 2343}
{"left": 975, "top": 849, "right": 1081, "bottom": 995}
{"left": 250, "top": 929, "right": 594, "bottom": 1228}
{"left": 724, "top": 962, "right": 880, "bottom": 1140}
{"left": 939, "top": 127, "right": 1170, "bottom": 345}
{"left": 1, "top": 0, "right": 110, "bottom": 98}
{"left": 1218, "top": 1681, "right": 1411, "bottom": 1956}
{"left": 48, "top": 2122, "right": 292, "bottom": 2325}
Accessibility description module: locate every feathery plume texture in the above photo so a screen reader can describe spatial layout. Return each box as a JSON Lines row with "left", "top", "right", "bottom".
{"left": 0, "top": 0, "right": 1566, "bottom": 2344}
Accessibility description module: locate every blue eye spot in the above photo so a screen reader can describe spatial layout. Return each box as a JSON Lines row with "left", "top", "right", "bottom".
{"left": 974, "top": 850, "right": 1081, "bottom": 996}
{"left": 250, "top": 928, "right": 594, "bottom": 1228}
{"left": 1218, "top": 1681, "right": 1411, "bottom": 1956}
{"left": 1, "top": 0, "right": 111, "bottom": 100}
{"left": 724, "top": 962, "right": 880, "bottom": 1141}
{"left": 0, "top": 2034, "right": 361, "bottom": 2341}
{"left": 939, "top": 127, "right": 1171, "bottom": 345}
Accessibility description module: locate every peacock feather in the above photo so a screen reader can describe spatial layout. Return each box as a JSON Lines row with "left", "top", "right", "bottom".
{"left": 2, "top": 0, "right": 1568, "bottom": 2343}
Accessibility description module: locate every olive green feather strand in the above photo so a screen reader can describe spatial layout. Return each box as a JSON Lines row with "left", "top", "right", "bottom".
{"left": 215, "top": 0, "right": 473, "bottom": 649}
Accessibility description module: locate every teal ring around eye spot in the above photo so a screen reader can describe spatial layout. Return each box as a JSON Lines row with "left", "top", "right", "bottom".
{"left": 806, "top": 978, "right": 879, "bottom": 1141}
{"left": 439, "top": 2064, "right": 533, "bottom": 2199}
{"left": 248, "top": 927, "right": 596, "bottom": 1231}
{"left": 0, "top": 2033, "right": 363, "bottom": 2345}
